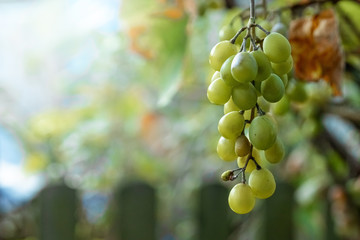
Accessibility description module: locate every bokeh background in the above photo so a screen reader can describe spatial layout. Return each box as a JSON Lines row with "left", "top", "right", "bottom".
{"left": 0, "top": 0, "right": 360, "bottom": 239}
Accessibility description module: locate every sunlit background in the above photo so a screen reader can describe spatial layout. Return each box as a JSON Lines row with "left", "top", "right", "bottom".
{"left": 0, "top": 0, "right": 360, "bottom": 239}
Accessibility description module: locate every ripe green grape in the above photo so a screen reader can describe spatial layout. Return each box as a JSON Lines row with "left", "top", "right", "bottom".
{"left": 249, "top": 168, "right": 276, "bottom": 199}
{"left": 271, "top": 22, "right": 288, "bottom": 37}
{"left": 258, "top": 96, "right": 270, "bottom": 112}
{"left": 271, "top": 55, "right": 293, "bottom": 75}
{"left": 224, "top": 97, "right": 240, "bottom": 114}
{"left": 207, "top": 78, "right": 232, "bottom": 105}
{"left": 220, "top": 56, "right": 241, "bottom": 87}
{"left": 249, "top": 115, "right": 277, "bottom": 150}
{"left": 264, "top": 138, "right": 285, "bottom": 164}
{"left": 280, "top": 74, "right": 288, "bottom": 88}
{"left": 256, "top": 20, "right": 272, "bottom": 39}
{"left": 219, "top": 25, "right": 237, "bottom": 41}
{"left": 232, "top": 83, "right": 258, "bottom": 110}
{"left": 211, "top": 71, "right": 220, "bottom": 83}
{"left": 218, "top": 111, "right": 245, "bottom": 139}
{"left": 261, "top": 73, "right": 285, "bottom": 103}
{"left": 228, "top": 183, "right": 256, "bottom": 214}
{"left": 263, "top": 32, "right": 291, "bottom": 63}
{"left": 217, "top": 137, "right": 237, "bottom": 161}
{"left": 209, "top": 41, "right": 239, "bottom": 71}
{"left": 286, "top": 80, "right": 308, "bottom": 103}
{"left": 271, "top": 95, "right": 290, "bottom": 115}
{"left": 251, "top": 50, "right": 272, "bottom": 82}
{"left": 235, "top": 134, "right": 250, "bottom": 157}
{"left": 231, "top": 52, "right": 258, "bottom": 83}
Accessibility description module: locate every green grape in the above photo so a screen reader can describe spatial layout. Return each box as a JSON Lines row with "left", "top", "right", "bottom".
{"left": 232, "top": 83, "right": 258, "bottom": 110}
{"left": 261, "top": 73, "right": 285, "bottom": 103}
{"left": 209, "top": 41, "right": 239, "bottom": 71}
{"left": 264, "top": 137, "right": 285, "bottom": 164}
{"left": 263, "top": 32, "right": 291, "bottom": 63}
{"left": 231, "top": 52, "right": 258, "bottom": 83}
{"left": 217, "top": 137, "right": 237, "bottom": 161}
{"left": 271, "top": 55, "right": 293, "bottom": 75}
{"left": 218, "top": 111, "right": 245, "bottom": 139}
{"left": 234, "top": 30, "right": 247, "bottom": 45}
{"left": 235, "top": 134, "right": 250, "bottom": 157}
{"left": 254, "top": 81, "right": 262, "bottom": 96}
{"left": 220, "top": 56, "right": 241, "bottom": 87}
{"left": 286, "top": 80, "right": 307, "bottom": 103}
{"left": 211, "top": 71, "right": 221, "bottom": 83}
{"left": 249, "top": 168, "right": 276, "bottom": 199}
{"left": 219, "top": 25, "right": 237, "bottom": 41}
{"left": 280, "top": 74, "right": 288, "bottom": 88}
{"left": 271, "top": 22, "right": 288, "bottom": 37}
{"left": 256, "top": 20, "right": 272, "bottom": 39}
{"left": 243, "top": 109, "right": 254, "bottom": 122}
{"left": 224, "top": 97, "right": 240, "bottom": 114}
{"left": 237, "top": 148, "right": 262, "bottom": 173}
{"left": 251, "top": 50, "right": 272, "bottom": 82}
{"left": 258, "top": 96, "right": 270, "bottom": 112}
{"left": 271, "top": 95, "right": 290, "bottom": 115}
{"left": 207, "top": 78, "right": 232, "bottom": 105}
{"left": 249, "top": 115, "right": 277, "bottom": 150}
{"left": 228, "top": 183, "right": 256, "bottom": 214}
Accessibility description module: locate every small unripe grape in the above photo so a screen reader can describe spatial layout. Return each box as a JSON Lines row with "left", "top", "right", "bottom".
{"left": 228, "top": 183, "right": 256, "bottom": 214}
{"left": 207, "top": 78, "right": 232, "bottom": 105}
{"left": 224, "top": 97, "right": 240, "bottom": 114}
{"left": 271, "top": 95, "right": 290, "bottom": 115}
{"left": 232, "top": 83, "right": 258, "bottom": 110}
{"left": 220, "top": 55, "right": 241, "bottom": 87}
{"left": 211, "top": 71, "right": 220, "bottom": 83}
{"left": 249, "top": 168, "right": 276, "bottom": 199}
{"left": 209, "top": 41, "right": 239, "bottom": 71}
{"left": 235, "top": 134, "right": 250, "bottom": 157}
{"left": 251, "top": 50, "right": 272, "bottom": 82}
{"left": 231, "top": 52, "right": 258, "bottom": 83}
{"left": 261, "top": 73, "right": 285, "bottom": 103}
{"left": 256, "top": 20, "right": 272, "bottom": 39}
{"left": 264, "top": 137, "right": 285, "bottom": 164}
{"left": 249, "top": 115, "right": 277, "bottom": 150}
{"left": 217, "top": 137, "right": 237, "bottom": 161}
{"left": 218, "top": 111, "right": 245, "bottom": 139}
{"left": 286, "top": 80, "right": 307, "bottom": 103}
{"left": 219, "top": 25, "right": 237, "bottom": 41}
{"left": 271, "top": 22, "right": 288, "bottom": 37}
{"left": 271, "top": 55, "right": 293, "bottom": 75}
{"left": 263, "top": 32, "right": 291, "bottom": 63}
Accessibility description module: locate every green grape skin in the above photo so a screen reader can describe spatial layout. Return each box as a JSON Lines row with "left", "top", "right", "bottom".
{"left": 271, "top": 22, "right": 288, "bottom": 37}
{"left": 207, "top": 78, "right": 232, "bottom": 105}
{"left": 264, "top": 137, "right": 285, "bottom": 164}
{"left": 249, "top": 168, "right": 276, "bottom": 199}
{"left": 251, "top": 50, "right": 272, "bottom": 82}
{"left": 271, "top": 55, "right": 293, "bottom": 75}
{"left": 261, "top": 73, "right": 285, "bottom": 103}
{"left": 271, "top": 95, "right": 290, "bottom": 115}
{"left": 218, "top": 111, "right": 245, "bottom": 139}
{"left": 232, "top": 83, "right": 258, "bottom": 110}
{"left": 224, "top": 97, "right": 240, "bottom": 114}
{"left": 263, "top": 32, "right": 291, "bottom": 63}
{"left": 219, "top": 25, "right": 237, "bottom": 41}
{"left": 228, "top": 183, "right": 256, "bottom": 214}
{"left": 256, "top": 20, "right": 272, "bottom": 40}
{"left": 217, "top": 137, "right": 237, "bottom": 161}
{"left": 220, "top": 56, "right": 241, "bottom": 87}
{"left": 211, "top": 71, "right": 221, "bottom": 83}
{"left": 234, "top": 30, "right": 247, "bottom": 45}
{"left": 280, "top": 74, "right": 288, "bottom": 88}
{"left": 235, "top": 134, "right": 250, "bottom": 157}
{"left": 254, "top": 81, "right": 262, "bottom": 96}
{"left": 209, "top": 41, "right": 239, "bottom": 71}
{"left": 231, "top": 52, "right": 258, "bottom": 83}
{"left": 286, "top": 80, "right": 308, "bottom": 103}
{"left": 258, "top": 96, "right": 270, "bottom": 112}
{"left": 249, "top": 115, "right": 277, "bottom": 150}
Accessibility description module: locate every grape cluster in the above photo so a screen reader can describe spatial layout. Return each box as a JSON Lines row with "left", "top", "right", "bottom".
{"left": 207, "top": 20, "right": 292, "bottom": 214}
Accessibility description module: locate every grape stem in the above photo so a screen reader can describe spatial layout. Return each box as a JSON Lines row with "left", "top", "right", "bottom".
{"left": 256, "top": 103, "right": 266, "bottom": 116}
{"left": 230, "top": 26, "right": 247, "bottom": 44}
